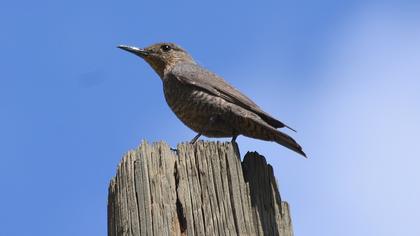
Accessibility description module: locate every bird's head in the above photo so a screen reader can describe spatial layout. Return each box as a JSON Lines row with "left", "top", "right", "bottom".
{"left": 118, "top": 42, "right": 195, "bottom": 78}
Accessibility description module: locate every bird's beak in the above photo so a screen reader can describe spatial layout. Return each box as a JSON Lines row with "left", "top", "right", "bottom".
{"left": 117, "top": 45, "right": 149, "bottom": 58}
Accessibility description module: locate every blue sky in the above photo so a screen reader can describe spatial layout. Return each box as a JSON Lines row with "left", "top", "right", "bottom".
{"left": 1, "top": 1, "right": 419, "bottom": 235}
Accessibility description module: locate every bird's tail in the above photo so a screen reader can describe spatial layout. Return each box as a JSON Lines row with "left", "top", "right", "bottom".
{"left": 239, "top": 115, "right": 306, "bottom": 157}
{"left": 273, "top": 130, "right": 307, "bottom": 158}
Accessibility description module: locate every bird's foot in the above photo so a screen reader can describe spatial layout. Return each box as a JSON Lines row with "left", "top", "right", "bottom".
{"left": 170, "top": 147, "right": 179, "bottom": 154}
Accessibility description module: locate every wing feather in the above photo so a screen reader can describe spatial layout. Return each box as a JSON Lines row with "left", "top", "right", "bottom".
{"left": 168, "top": 63, "right": 295, "bottom": 131}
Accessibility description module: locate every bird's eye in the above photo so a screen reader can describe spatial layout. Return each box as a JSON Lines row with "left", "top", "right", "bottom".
{"left": 161, "top": 44, "right": 171, "bottom": 52}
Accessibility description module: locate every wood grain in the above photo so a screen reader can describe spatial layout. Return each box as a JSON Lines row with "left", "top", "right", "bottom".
{"left": 108, "top": 141, "right": 294, "bottom": 236}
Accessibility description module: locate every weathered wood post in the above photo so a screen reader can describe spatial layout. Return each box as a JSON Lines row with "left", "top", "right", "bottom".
{"left": 108, "top": 140, "right": 294, "bottom": 236}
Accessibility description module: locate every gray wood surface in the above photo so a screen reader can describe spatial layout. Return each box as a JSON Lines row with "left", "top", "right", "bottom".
{"left": 108, "top": 141, "right": 294, "bottom": 236}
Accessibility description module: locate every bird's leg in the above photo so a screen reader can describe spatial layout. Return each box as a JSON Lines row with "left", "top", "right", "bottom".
{"left": 231, "top": 133, "right": 240, "bottom": 158}
{"left": 190, "top": 115, "right": 218, "bottom": 144}
{"left": 190, "top": 133, "right": 202, "bottom": 144}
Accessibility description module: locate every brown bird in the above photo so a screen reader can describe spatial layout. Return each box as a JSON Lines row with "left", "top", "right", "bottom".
{"left": 118, "top": 43, "right": 306, "bottom": 157}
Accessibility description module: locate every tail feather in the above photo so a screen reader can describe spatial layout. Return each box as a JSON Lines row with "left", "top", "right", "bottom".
{"left": 273, "top": 130, "right": 307, "bottom": 158}
{"left": 235, "top": 109, "right": 306, "bottom": 157}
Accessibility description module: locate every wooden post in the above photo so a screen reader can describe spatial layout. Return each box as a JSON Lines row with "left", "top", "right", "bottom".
{"left": 108, "top": 140, "right": 294, "bottom": 236}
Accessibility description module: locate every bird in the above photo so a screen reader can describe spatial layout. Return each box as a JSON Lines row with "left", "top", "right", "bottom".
{"left": 118, "top": 42, "right": 306, "bottom": 157}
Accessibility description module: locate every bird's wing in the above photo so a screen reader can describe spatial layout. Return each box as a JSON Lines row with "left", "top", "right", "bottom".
{"left": 168, "top": 63, "right": 295, "bottom": 131}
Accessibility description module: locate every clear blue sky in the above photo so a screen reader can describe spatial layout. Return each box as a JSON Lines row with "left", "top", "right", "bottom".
{"left": 1, "top": 1, "right": 419, "bottom": 235}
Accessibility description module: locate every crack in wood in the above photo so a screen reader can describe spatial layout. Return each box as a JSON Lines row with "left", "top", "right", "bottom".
{"left": 174, "top": 161, "right": 187, "bottom": 234}
{"left": 108, "top": 141, "right": 294, "bottom": 236}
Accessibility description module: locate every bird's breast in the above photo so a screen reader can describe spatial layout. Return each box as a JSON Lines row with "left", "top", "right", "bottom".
{"left": 162, "top": 77, "right": 233, "bottom": 136}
